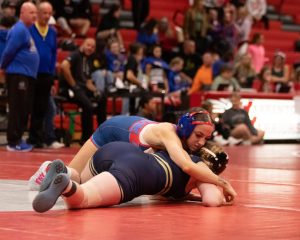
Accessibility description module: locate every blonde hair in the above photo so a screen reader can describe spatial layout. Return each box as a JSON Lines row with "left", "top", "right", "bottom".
{"left": 169, "top": 57, "right": 183, "bottom": 67}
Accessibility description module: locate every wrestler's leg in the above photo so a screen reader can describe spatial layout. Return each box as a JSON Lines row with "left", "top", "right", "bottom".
{"left": 63, "top": 172, "right": 121, "bottom": 209}
{"left": 79, "top": 158, "right": 94, "bottom": 183}
{"left": 68, "top": 139, "right": 98, "bottom": 175}
{"left": 196, "top": 182, "right": 223, "bottom": 207}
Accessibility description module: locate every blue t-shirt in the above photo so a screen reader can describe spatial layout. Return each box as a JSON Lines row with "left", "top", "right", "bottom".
{"left": 105, "top": 49, "right": 125, "bottom": 73}
{"left": 0, "top": 21, "right": 39, "bottom": 78}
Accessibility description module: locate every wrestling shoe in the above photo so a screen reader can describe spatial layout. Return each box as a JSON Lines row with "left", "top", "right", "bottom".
{"left": 28, "top": 161, "right": 52, "bottom": 191}
{"left": 40, "top": 159, "right": 67, "bottom": 192}
{"left": 32, "top": 173, "right": 70, "bottom": 213}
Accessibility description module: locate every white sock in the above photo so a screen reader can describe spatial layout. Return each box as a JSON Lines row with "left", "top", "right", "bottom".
{"left": 66, "top": 166, "right": 72, "bottom": 177}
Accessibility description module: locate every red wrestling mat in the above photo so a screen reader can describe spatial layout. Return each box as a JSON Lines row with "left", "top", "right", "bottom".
{"left": 0, "top": 144, "right": 299, "bottom": 240}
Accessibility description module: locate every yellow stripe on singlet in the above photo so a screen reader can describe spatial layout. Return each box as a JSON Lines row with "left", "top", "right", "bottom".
{"left": 151, "top": 154, "right": 173, "bottom": 196}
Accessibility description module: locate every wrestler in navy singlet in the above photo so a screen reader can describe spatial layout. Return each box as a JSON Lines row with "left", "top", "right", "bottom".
{"left": 91, "top": 116, "right": 155, "bottom": 150}
{"left": 89, "top": 142, "right": 201, "bottom": 203}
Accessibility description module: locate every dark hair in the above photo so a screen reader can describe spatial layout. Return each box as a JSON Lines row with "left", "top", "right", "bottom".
{"left": 129, "top": 42, "right": 145, "bottom": 55}
{"left": 0, "top": 16, "right": 16, "bottom": 28}
{"left": 141, "top": 18, "right": 158, "bottom": 35}
{"left": 139, "top": 94, "right": 154, "bottom": 108}
{"left": 106, "top": 4, "right": 121, "bottom": 17}
{"left": 150, "top": 44, "right": 161, "bottom": 56}
{"left": 251, "top": 33, "right": 262, "bottom": 44}
{"left": 1, "top": 0, "right": 16, "bottom": 8}
{"left": 258, "top": 66, "right": 270, "bottom": 82}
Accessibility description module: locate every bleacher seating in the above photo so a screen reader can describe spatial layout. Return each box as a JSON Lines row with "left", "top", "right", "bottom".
{"left": 51, "top": 0, "right": 300, "bottom": 138}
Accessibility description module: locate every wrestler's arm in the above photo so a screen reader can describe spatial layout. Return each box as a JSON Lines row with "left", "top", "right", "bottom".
{"left": 145, "top": 123, "right": 237, "bottom": 202}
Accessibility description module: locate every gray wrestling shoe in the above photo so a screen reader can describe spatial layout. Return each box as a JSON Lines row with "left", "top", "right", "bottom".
{"left": 32, "top": 173, "right": 70, "bottom": 213}
{"left": 40, "top": 159, "right": 67, "bottom": 192}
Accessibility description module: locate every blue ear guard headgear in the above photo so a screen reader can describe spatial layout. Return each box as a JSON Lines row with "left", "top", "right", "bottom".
{"left": 176, "top": 111, "right": 213, "bottom": 138}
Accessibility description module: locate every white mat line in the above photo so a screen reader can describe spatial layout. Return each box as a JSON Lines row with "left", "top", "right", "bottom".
{"left": 230, "top": 179, "right": 300, "bottom": 187}
{"left": 241, "top": 204, "right": 300, "bottom": 212}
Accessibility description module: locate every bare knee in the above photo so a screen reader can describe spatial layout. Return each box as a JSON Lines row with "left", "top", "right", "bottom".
{"left": 231, "top": 124, "right": 251, "bottom": 140}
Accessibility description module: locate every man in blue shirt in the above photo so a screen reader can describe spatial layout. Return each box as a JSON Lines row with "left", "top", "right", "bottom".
{"left": 28, "top": 1, "right": 58, "bottom": 148}
{"left": 0, "top": 2, "right": 39, "bottom": 152}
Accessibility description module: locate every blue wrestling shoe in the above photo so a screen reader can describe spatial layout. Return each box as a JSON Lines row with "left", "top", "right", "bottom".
{"left": 40, "top": 159, "right": 67, "bottom": 192}
{"left": 32, "top": 173, "right": 70, "bottom": 213}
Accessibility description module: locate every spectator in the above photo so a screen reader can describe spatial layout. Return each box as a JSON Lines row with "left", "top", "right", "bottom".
{"left": 234, "top": 53, "right": 256, "bottom": 88}
{"left": 222, "top": 92, "right": 265, "bottom": 145}
{"left": 91, "top": 38, "right": 114, "bottom": 98}
{"left": 60, "top": 38, "right": 106, "bottom": 144}
{"left": 131, "top": 0, "right": 149, "bottom": 30}
{"left": 212, "top": 50, "right": 233, "bottom": 77}
{"left": 52, "top": 0, "right": 91, "bottom": 37}
{"left": 211, "top": 63, "right": 241, "bottom": 91}
{"left": 270, "top": 51, "right": 291, "bottom": 93}
{"left": 252, "top": 66, "right": 273, "bottom": 92}
{"left": 28, "top": 1, "right": 58, "bottom": 148}
{"left": 206, "top": 8, "right": 223, "bottom": 52}
{"left": 137, "top": 94, "right": 157, "bottom": 120}
{"left": 136, "top": 18, "right": 158, "bottom": 50}
{"left": 105, "top": 38, "right": 126, "bottom": 83}
{"left": 221, "top": 11, "right": 238, "bottom": 52}
{"left": 167, "top": 57, "right": 191, "bottom": 93}
{"left": 1, "top": 0, "right": 17, "bottom": 17}
{"left": 0, "top": 2, "right": 39, "bottom": 151}
{"left": 201, "top": 100, "right": 241, "bottom": 146}
{"left": 123, "top": 42, "right": 146, "bottom": 114}
{"left": 183, "top": 0, "right": 208, "bottom": 54}
{"left": 188, "top": 52, "right": 214, "bottom": 94}
{"left": 124, "top": 42, "right": 146, "bottom": 90}
{"left": 157, "top": 17, "right": 180, "bottom": 62}
{"left": 179, "top": 39, "right": 202, "bottom": 80}
{"left": 247, "top": 32, "right": 267, "bottom": 74}
{"left": 247, "top": 0, "right": 269, "bottom": 29}
{"left": 235, "top": 6, "right": 252, "bottom": 56}
{"left": 96, "top": 4, "right": 124, "bottom": 51}
{"left": 143, "top": 44, "right": 169, "bottom": 93}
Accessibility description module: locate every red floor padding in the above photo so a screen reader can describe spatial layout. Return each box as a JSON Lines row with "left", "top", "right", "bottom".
{"left": 0, "top": 144, "right": 299, "bottom": 240}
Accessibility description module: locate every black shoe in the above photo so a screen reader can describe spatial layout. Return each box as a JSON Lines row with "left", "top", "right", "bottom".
{"left": 40, "top": 159, "right": 67, "bottom": 192}
{"left": 32, "top": 173, "right": 70, "bottom": 213}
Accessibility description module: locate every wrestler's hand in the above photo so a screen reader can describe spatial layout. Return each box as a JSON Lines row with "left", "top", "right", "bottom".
{"left": 218, "top": 177, "right": 237, "bottom": 203}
